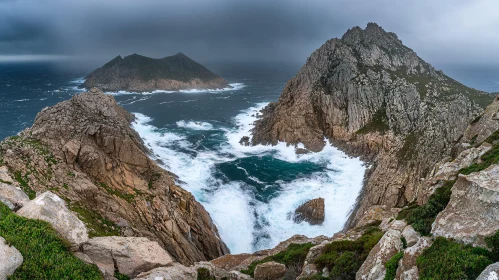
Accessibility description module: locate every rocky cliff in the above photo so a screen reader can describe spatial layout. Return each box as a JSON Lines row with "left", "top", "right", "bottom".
{"left": 82, "top": 53, "right": 230, "bottom": 92}
{"left": 0, "top": 88, "right": 229, "bottom": 265}
{"left": 251, "top": 23, "right": 494, "bottom": 227}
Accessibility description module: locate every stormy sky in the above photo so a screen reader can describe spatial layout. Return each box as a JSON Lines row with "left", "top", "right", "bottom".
{"left": 0, "top": 0, "right": 498, "bottom": 66}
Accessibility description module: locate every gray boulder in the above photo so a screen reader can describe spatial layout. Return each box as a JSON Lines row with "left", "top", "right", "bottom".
{"left": 0, "top": 236, "right": 23, "bottom": 280}
{"left": 16, "top": 191, "right": 88, "bottom": 245}
{"left": 476, "top": 262, "right": 499, "bottom": 280}
{"left": 132, "top": 263, "right": 196, "bottom": 280}
{"left": 0, "top": 182, "right": 29, "bottom": 211}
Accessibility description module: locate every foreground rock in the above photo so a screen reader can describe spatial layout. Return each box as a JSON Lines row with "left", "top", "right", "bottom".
{"left": 133, "top": 263, "right": 197, "bottom": 280}
{"left": 0, "top": 88, "right": 229, "bottom": 264}
{"left": 0, "top": 182, "right": 29, "bottom": 211}
{"left": 432, "top": 164, "right": 499, "bottom": 247}
{"left": 81, "top": 236, "right": 173, "bottom": 277}
{"left": 250, "top": 22, "right": 493, "bottom": 228}
{"left": 293, "top": 198, "right": 325, "bottom": 225}
{"left": 477, "top": 262, "right": 499, "bottom": 280}
{"left": 82, "top": 53, "right": 230, "bottom": 92}
{"left": 395, "top": 237, "right": 432, "bottom": 280}
{"left": 254, "top": 261, "right": 286, "bottom": 280}
{"left": 17, "top": 191, "right": 88, "bottom": 245}
{"left": 0, "top": 236, "right": 23, "bottom": 280}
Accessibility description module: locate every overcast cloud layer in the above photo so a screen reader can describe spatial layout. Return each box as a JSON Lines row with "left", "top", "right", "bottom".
{"left": 0, "top": 0, "right": 498, "bottom": 65}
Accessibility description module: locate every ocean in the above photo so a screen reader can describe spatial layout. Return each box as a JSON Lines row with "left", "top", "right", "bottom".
{"left": 1, "top": 61, "right": 498, "bottom": 253}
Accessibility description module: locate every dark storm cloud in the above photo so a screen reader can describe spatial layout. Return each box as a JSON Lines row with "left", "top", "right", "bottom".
{"left": 0, "top": 0, "right": 498, "bottom": 65}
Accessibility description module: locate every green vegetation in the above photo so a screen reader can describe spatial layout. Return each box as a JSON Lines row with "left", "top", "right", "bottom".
{"left": 460, "top": 138, "right": 499, "bottom": 175}
{"left": 356, "top": 107, "right": 390, "bottom": 134}
{"left": 13, "top": 171, "right": 36, "bottom": 199}
{"left": 416, "top": 237, "right": 494, "bottom": 280}
{"left": 0, "top": 202, "right": 103, "bottom": 280}
{"left": 313, "top": 227, "right": 384, "bottom": 279}
{"left": 0, "top": 178, "right": 12, "bottom": 184}
{"left": 485, "top": 229, "right": 499, "bottom": 257}
{"left": 197, "top": 267, "right": 215, "bottom": 280}
{"left": 397, "top": 133, "right": 419, "bottom": 161}
{"left": 241, "top": 242, "right": 314, "bottom": 277}
{"left": 384, "top": 252, "right": 403, "bottom": 280}
{"left": 396, "top": 180, "right": 454, "bottom": 235}
{"left": 114, "top": 272, "right": 130, "bottom": 280}
{"left": 401, "top": 236, "right": 407, "bottom": 249}
{"left": 69, "top": 204, "right": 120, "bottom": 237}
{"left": 99, "top": 182, "right": 135, "bottom": 203}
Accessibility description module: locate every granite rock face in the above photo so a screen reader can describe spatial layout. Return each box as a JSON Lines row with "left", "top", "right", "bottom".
{"left": 432, "top": 164, "right": 499, "bottom": 247}
{"left": 82, "top": 53, "right": 229, "bottom": 92}
{"left": 0, "top": 182, "right": 29, "bottom": 211}
{"left": 251, "top": 22, "right": 493, "bottom": 228}
{"left": 0, "top": 237, "right": 23, "bottom": 280}
{"left": 0, "top": 88, "right": 228, "bottom": 265}
{"left": 254, "top": 261, "right": 286, "bottom": 280}
{"left": 293, "top": 197, "right": 325, "bottom": 225}
{"left": 17, "top": 191, "right": 89, "bottom": 245}
{"left": 81, "top": 236, "right": 173, "bottom": 277}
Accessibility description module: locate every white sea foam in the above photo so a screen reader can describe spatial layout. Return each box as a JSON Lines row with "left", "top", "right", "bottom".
{"left": 131, "top": 103, "right": 365, "bottom": 253}
{"left": 107, "top": 83, "right": 245, "bottom": 96}
{"left": 176, "top": 120, "right": 214, "bottom": 130}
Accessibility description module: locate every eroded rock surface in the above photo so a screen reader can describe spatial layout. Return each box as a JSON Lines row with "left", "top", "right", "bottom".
{"left": 133, "top": 263, "right": 197, "bottom": 280}
{"left": 0, "top": 182, "right": 29, "bottom": 211}
{"left": 432, "top": 165, "right": 499, "bottom": 247}
{"left": 17, "top": 191, "right": 88, "bottom": 245}
{"left": 293, "top": 197, "right": 325, "bottom": 225}
{"left": 254, "top": 261, "right": 286, "bottom": 280}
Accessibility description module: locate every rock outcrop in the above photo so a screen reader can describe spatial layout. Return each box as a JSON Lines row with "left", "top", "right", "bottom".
{"left": 254, "top": 261, "right": 286, "bottom": 280}
{"left": 82, "top": 53, "right": 230, "bottom": 92}
{"left": 17, "top": 191, "right": 89, "bottom": 245}
{"left": 133, "top": 263, "right": 197, "bottom": 280}
{"left": 0, "top": 88, "right": 228, "bottom": 265}
{"left": 0, "top": 237, "right": 23, "bottom": 280}
{"left": 0, "top": 182, "right": 29, "bottom": 211}
{"left": 81, "top": 236, "right": 173, "bottom": 277}
{"left": 293, "top": 197, "right": 325, "bottom": 225}
{"left": 431, "top": 164, "right": 499, "bottom": 247}
{"left": 477, "top": 262, "right": 499, "bottom": 280}
{"left": 251, "top": 22, "right": 493, "bottom": 228}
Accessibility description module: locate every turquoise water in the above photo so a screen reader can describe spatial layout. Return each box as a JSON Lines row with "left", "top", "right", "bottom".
{"left": 1, "top": 61, "right": 497, "bottom": 253}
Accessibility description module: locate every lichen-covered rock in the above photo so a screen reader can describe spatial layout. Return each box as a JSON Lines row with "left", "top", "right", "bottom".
{"left": 0, "top": 237, "right": 23, "bottom": 280}
{"left": 0, "top": 89, "right": 229, "bottom": 264}
{"left": 254, "top": 261, "right": 286, "bottom": 280}
{"left": 0, "top": 166, "right": 14, "bottom": 184}
{"left": 81, "top": 236, "right": 173, "bottom": 277}
{"left": 17, "top": 191, "right": 88, "bottom": 245}
{"left": 432, "top": 165, "right": 499, "bottom": 247}
{"left": 293, "top": 198, "right": 325, "bottom": 225}
{"left": 401, "top": 225, "right": 420, "bottom": 247}
{"left": 476, "top": 262, "right": 499, "bottom": 280}
{"left": 395, "top": 237, "right": 432, "bottom": 280}
{"left": 0, "top": 182, "right": 29, "bottom": 211}
{"left": 251, "top": 22, "right": 492, "bottom": 229}
{"left": 461, "top": 95, "right": 499, "bottom": 145}
{"left": 132, "top": 263, "right": 196, "bottom": 280}
{"left": 356, "top": 229, "right": 403, "bottom": 280}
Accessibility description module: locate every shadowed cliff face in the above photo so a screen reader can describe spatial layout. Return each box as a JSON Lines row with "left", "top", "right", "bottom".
{"left": 82, "top": 53, "right": 230, "bottom": 92}
{"left": 0, "top": 88, "right": 229, "bottom": 265}
{"left": 251, "top": 23, "right": 494, "bottom": 228}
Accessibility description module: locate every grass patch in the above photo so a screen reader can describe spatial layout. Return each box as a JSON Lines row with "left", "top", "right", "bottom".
{"left": 396, "top": 180, "right": 454, "bottom": 236}
{"left": 13, "top": 171, "right": 36, "bottom": 199}
{"left": 69, "top": 204, "right": 120, "bottom": 238}
{"left": 197, "top": 267, "right": 215, "bottom": 280}
{"left": 0, "top": 202, "right": 103, "bottom": 280}
{"left": 114, "top": 272, "right": 130, "bottom": 280}
{"left": 241, "top": 242, "right": 314, "bottom": 277}
{"left": 313, "top": 227, "right": 384, "bottom": 279}
{"left": 417, "top": 237, "right": 494, "bottom": 280}
{"left": 384, "top": 251, "right": 403, "bottom": 280}
{"left": 460, "top": 140, "right": 499, "bottom": 175}
{"left": 356, "top": 107, "right": 389, "bottom": 134}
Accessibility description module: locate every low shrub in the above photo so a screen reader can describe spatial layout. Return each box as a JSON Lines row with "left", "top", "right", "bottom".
{"left": 0, "top": 202, "right": 103, "bottom": 280}
{"left": 384, "top": 252, "right": 403, "bottom": 280}
{"left": 241, "top": 242, "right": 314, "bottom": 277}
{"left": 314, "top": 227, "right": 384, "bottom": 280}
{"left": 485, "top": 229, "right": 499, "bottom": 261}
{"left": 416, "top": 237, "right": 493, "bottom": 280}
{"left": 197, "top": 267, "right": 215, "bottom": 280}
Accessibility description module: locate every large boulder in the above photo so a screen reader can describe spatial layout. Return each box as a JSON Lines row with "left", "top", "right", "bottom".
{"left": 132, "top": 263, "right": 196, "bottom": 280}
{"left": 356, "top": 229, "right": 403, "bottom": 280}
{"left": 82, "top": 236, "right": 173, "bottom": 277}
{"left": 432, "top": 165, "right": 499, "bottom": 247}
{"left": 0, "top": 236, "right": 23, "bottom": 280}
{"left": 0, "top": 182, "right": 29, "bottom": 211}
{"left": 0, "top": 166, "right": 13, "bottom": 184}
{"left": 293, "top": 198, "right": 325, "bottom": 225}
{"left": 254, "top": 261, "right": 286, "bottom": 280}
{"left": 16, "top": 191, "right": 88, "bottom": 245}
{"left": 395, "top": 237, "right": 432, "bottom": 280}
{"left": 477, "top": 262, "right": 499, "bottom": 280}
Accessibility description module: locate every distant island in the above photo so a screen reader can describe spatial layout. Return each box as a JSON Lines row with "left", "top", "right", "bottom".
{"left": 80, "top": 53, "right": 230, "bottom": 92}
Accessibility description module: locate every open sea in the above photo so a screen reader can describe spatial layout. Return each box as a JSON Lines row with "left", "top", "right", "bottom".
{"left": 1, "top": 61, "right": 498, "bottom": 253}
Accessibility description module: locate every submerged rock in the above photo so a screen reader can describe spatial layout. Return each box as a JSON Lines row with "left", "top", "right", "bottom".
{"left": 293, "top": 198, "right": 325, "bottom": 225}
{"left": 0, "top": 182, "right": 29, "bottom": 211}
{"left": 17, "top": 191, "right": 88, "bottom": 245}
{"left": 81, "top": 236, "right": 173, "bottom": 277}
{"left": 0, "top": 237, "right": 23, "bottom": 280}
{"left": 239, "top": 136, "right": 250, "bottom": 146}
